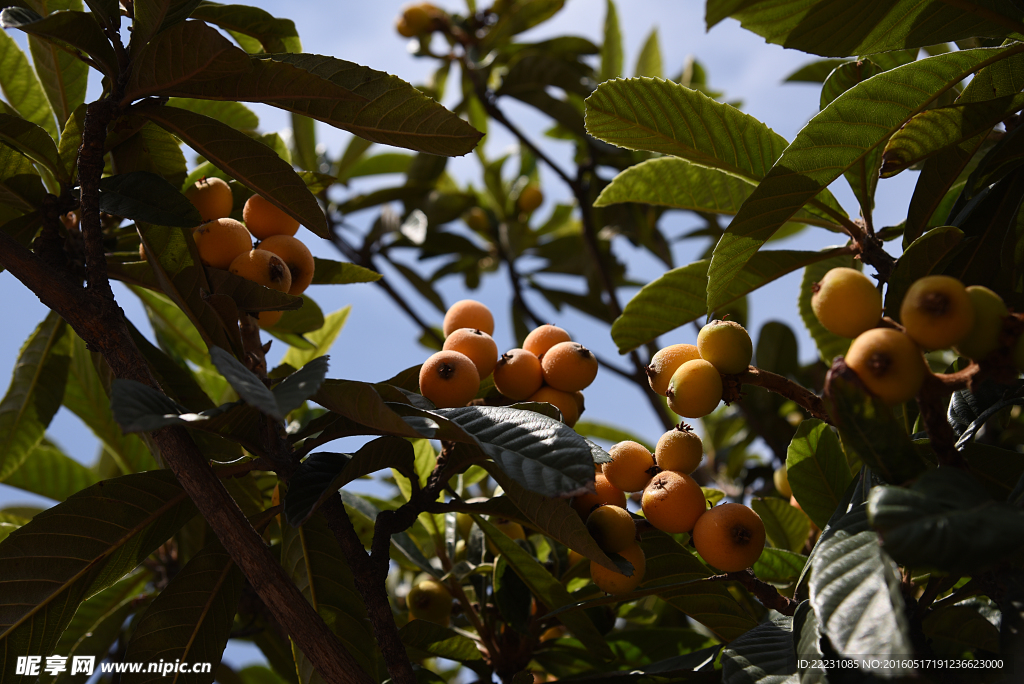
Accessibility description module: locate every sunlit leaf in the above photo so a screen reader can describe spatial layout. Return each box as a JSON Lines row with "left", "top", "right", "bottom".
{"left": 0, "top": 28, "right": 56, "bottom": 136}
{"left": 786, "top": 419, "right": 851, "bottom": 530}
{"left": 1, "top": 438, "right": 98, "bottom": 501}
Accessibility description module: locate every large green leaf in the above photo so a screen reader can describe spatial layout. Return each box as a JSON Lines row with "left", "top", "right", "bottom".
{"left": 139, "top": 104, "right": 329, "bottom": 237}
{"left": 0, "top": 312, "right": 71, "bottom": 481}
{"left": 166, "top": 97, "right": 259, "bottom": 131}
{"left": 398, "top": 620, "right": 482, "bottom": 663}
{"left": 0, "top": 471, "right": 197, "bottom": 668}
{"left": 634, "top": 28, "right": 662, "bottom": 79}
{"left": 786, "top": 419, "right": 852, "bottom": 531}
{"left": 281, "top": 510, "right": 380, "bottom": 682}
{"left": 751, "top": 548, "right": 807, "bottom": 584}
{"left": 130, "top": 0, "right": 205, "bottom": 55}
{"left": 721, "top": 617, "right": 795, "bottom": 684}
{"left": 0, "top": 28, "right": 56, "bottom": 136}
{"left": 109, "top": 120, "right": 188, "bottom": 189}
{"left": 750, "top": 497, "right": 810, "bottom": 553}
{"left": 0, "top": 141, "right": 47, "bottom": 213}
{"left": 475, "top": 514, "right": 614, "bottom": 660}
{"left": 709, "top": 0, "right": 1024, "bottom": 56}
{"left": 310, "top": 379, "right": 424, "bottom": 439}
{"left": 707, "top": 45, "right": 1024, "bottom": 311}
{"left": 2, "top": 6, "right": 116, "bottom": 81}
{"left": 868, "top": 468, "right": 1024, "bottom": 574}
{"left": 188, "top": 2, "right": 301, "bottom": 53}
{"left": 610, "top": 248, "right": 847, "bottom": 353}
{"left": 281, "top": 306, "right": 350, "bottom": 369}
{"left": 260, "top": 53, "right": 482, "bottom": 157}
{"left": 599, "top": 0, "right": 622, "bottom": 82}
{"left": 99, "top": 171, "right": 203, "bottom": 226}
{"left": 121, "top": 540, "right": 244, "bottom": 683}
{"left": 1, "top": 438, "right": 98, "bottom": 501}
{"left": 0, "top": 112, "right": 66, "bottom": 181}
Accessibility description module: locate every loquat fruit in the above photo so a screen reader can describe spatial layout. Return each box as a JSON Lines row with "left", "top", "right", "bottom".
{"left": 691, "top": 503, "right": 766, "bottom": 572}
{"left": 463, "top": 207, "right": 489, "bottom": 232}
{"left": 524, "top": 324, "right": 572, "bottom": 357}
{"left": 541, "top": 341, "right": 598, "bottom": 392}
{"left": 590, "top": 543, "right": 645, "bottom": 595}
{"left": 396, "top": 2, "right": 435, "bottom": 37}
{"left": 654, "top": 424, "right": 703, "bottom": 474}
{"left": 641, "top": 470, "right": 706, "bottom": 534}
{"left": 518, "top": 184, "right": 543, "bottom": 213}
{"left": 243, "top": 194, "right": 300, "bottom": 241}
{"left": 185, "top": 177, "right": 233, "bottom": 222}
{"left": 407, "top": 579, "right": 453, "bottom": 626}
{"left": 257, "top": 235, "right": 315, "bottom": 296}
{"left": 604, "top": 441, "right": 655, "bottom": 493}
{"left": 493, "top": 348, "right": 543, "bottom": 400}
{"left": 811, "top": 267, "right": 882, "bottom": 338}
{"left": 443, "top": 328, "right": 499, "bottom": 378}
{"left": 528, "top": 386, "right": 580, "bottom": 426}
{"left": 586, "top": 505, "right": 636, "bottom": 554}
{"left": 900, "top": 275, "right": 974, "bottom": 350}
{"left": 419, "top": 350, "right": 480, "bottom": 408}
{"left": 955, "top": 285, "right": 1007, "bottom": 361}
{"left": 571, "top": 472, "right": 627, "bottom": 518}
{"left": 666, "top": 359, "right": 723, "bottom": 418}
{"left": 229, "top": 249, "right": 292, "bottom": 294}
{"left": 697, "top": 320, "right": 753, "bottom": 375}
{"left": 487, "top": 518, "right": 526, "bottom": 555}
{"left": 845, "top": 328, "right": 926, "bottom": 405}
{"left": 193, "top": 218, "right": 252, "bottom": 270}
{"left": 573, "top": 390, "right": 586, "bottom": 417}
{"left": 646, "top": 344, "right": 701, "bottom": 396}
{"left": 456, "top": 512, "right": 473, "bottom": 540}
{"left": 443, "top": 299, "right": 494, "bottom": 337}
{"left": 774, "top": 466, "right": 792, "bottom": 498}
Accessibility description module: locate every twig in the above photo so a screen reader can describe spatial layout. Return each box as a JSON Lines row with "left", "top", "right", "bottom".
{"left": 726, "top": 366, "right": 832, "bottom": 424}
{"left": 713, "top": 569, "right": 798, "bottom": 616}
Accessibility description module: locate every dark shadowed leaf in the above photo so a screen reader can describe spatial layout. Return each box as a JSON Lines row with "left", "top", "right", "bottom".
{"left": 0, "top": 29, "right": 57, "bottom": 137}
{"left": 398, "top": 620, "right": 482, "bottom": 663}
{"left": 1, "top": 439, "right": 98, "bottom": 502}
{"left": 188, "top": 2, "right": 301, "bottom": 53}
{"left": 210, "top": 347, "right": 281, "bottom": 419}
{"left": 273, "top": 356, "right": 329, "bottom": 416}
{"left": 0, "top": 112, "right": 65, "bottom": 181}
{"left": 721, "top": 616, "right": 795, "bottom": 684}
{"left": 755, "top": 321, "right": 798, "bottom": 377}
{"left": 98, "top": 172, "right": 203, "bottom": 226}
{"left": 130, "top": 0, "right": 205, "bottom": 54}
{"left": 310, "top": 258, "right": 381, "bottom": 285}
{"left": 793, "top": 601, "right": 828, "bottom": 682}
{"left": 1, "top": 7, "right": 117, "bottom": 77}
{"left": 786, "top": 419, "right": 851, "bottom": 530}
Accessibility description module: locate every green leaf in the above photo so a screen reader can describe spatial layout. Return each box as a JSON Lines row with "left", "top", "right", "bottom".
{"left": 792, "top": 601, "right": 827, "bottom": 682}
{"left": 0, "top": 28, "right": 56, "bottom": 137}
{"left": 868, "top": 468, "right": 1024, "bottom": 574}
{"left": 188, "top": 2, "right": 301, "bottom": 53}
{"left": 260, "top": 52, "right": 482, "bottom": 157}
{"left": 0, "top": 471, "right": 197, "bottom": 667}
{"left": 808, "top": 522, "right": 912, "bottom": 673}
{"left": 281, "top": 306, "right": 350, "bottom": 369}
{"left": 139, "top": 104, "right": 329, "bottom": 238}
{"left": 786, "top": 419, "right": 852, "bottom": 530}
{"left": 820, "top": 59, "right": 882, "bottom": 109}
{"left": 882, "top": 94, "right": 1024, "bottom": 178}
{"left": 398, "top": 620, "right": 483, "bottom": 663}
{"left": 292, "top": 113, "right": 317, "bottom": 172}
{"left": 311, "top": 379, "right": 424, "bottom": 439}
{"left": 0, "top": 112, "right": 66, "bottom": 181}
{"left": 98, "top": 171, "right": 203, "bottom": 226}
{"left": 166, "top": 97, "right": 259, "bottom": 131}
{"left": 266, "top": 293, "right": 325, "bottom": 335}
{"left": 0, "top": 143, "right": 46, "bottom": 213}
{"left": 285, "top": 437, "right": 415, "bottom": 527}
{"left": 109, "top": 120, "right": 188, "bottom": 189}
{"left": 634, "top": 28, "right": 661, "bottom": 78}
{"left": 751, "top": 548, "right": 807, "bottom": 584}
{"left": 281, "top": 510, "right": 380, "bottom": 681}
{"left": 599, "top": 0, "right": 621, "bottom": 82}
{"left": 721, "top": 617, "right": 795, "bottom": 684}
{"left": 475, "top": 514, "right": 614, "bottom": 660}
{"left": 884, "top": 225, "right": 964, "bottom": 321}
{"left": 572, "top": 421, "right": 654, "bottom": 453}
{"left": 922, "top": 603, "right": 1002, "bottom": 657}
{"left": 1, "top": 438, "right": 98, "bottom": 501}
{"left": 754, "top": 321, "right": 798, "bottom": 377}
{"left": 2, "top": 7, "right": 117, "bottom": 79}
{"left": 57, "top": 102, "right": 84, "bottom": 180}
{"left": 0, "top": 312, "right": 71, "bottom": 481}
{"left": 708, "top": 45, "right": 1024, "bottom": 310}
{"left": 798, "top": 254, "right": 854, "bottom": 364}
{"left": 121, "top": 540, "right": 244, "bottom": 682}
{"left": 611, "top": 249, "right": 847, "bottom": 353}
{"left": 750, "top": 497, "right": 810, "bottom": 553}
{"left": 130, "top": 0, "right": 205, "bottom": 54}
{"left": 784, "top": 58, "right": 849, "bottom": 83}
{"left": 210, "top": 347, "right": 282, "bottom": 419}
{"left": 273, "top": 356, "right": 329, "bottom": 416}
{"left": 714, "top": 0, "right": 1024, "bottom": 56}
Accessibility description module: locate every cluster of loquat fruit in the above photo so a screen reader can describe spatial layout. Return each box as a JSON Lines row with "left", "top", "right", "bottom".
{"left": 160, "top": 177, "right": 316, "bottom": 328}
{"left": 418, "top": 300, "right": 598, "bottom": 423}
{"left": 812, "top": 267, "right": 1022, "bottom": 405}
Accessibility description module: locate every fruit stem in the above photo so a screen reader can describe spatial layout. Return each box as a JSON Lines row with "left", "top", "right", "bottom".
{"left": 711, "top": 569, "right": 798, "bottom": 616}
{"left": 729, "top": 367, "right": 832, "bottom": 424}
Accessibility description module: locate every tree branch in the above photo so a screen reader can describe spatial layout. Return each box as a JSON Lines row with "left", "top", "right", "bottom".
{"left": 712, "top": 569, "right": 798, "bottom": 616}
{"left": 725, "top": 366, "right": 832, "bottom": 424}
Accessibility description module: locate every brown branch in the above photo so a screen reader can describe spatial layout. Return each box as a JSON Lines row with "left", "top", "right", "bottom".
{"left": 726, "top": 366, "right": 832, "bottom": 424}
{"left": 712, "top": 569, "right": 798, "bottom": 616}
{"left": 79, "top": 97, "right": 118, "bottom": 298}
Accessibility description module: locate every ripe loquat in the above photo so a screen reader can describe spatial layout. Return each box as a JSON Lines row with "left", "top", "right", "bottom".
{"left": 586, "top": 505, "right": 636, "bottom": 554}
{"left": 774, "top": 466, "right": 792, "bottom": 498}
{"left": 185, "top": 177, "right": 233, "bottom": 222}
{"left": 646, "top": 344, "right": 700, "bottom": 396}
{"left": 900, "top": 275, "right": 974, "bottom": 350}
{"left": 443, "top": 299, "right": 494, "bottom": 337}
{"left": 691, "top": 503, "right": 766, "bottom": 572}
{"left": 641, "top": 470, "right": 706, "bottom": 534}
{"left": 590, "top": 543, "right": 645, "bottom": 595}
{"left": 443, "top": 328, "right": 498, "bottom": 378}
{"left": 528, "top": 386, "right": 580, "bottom": 426}
{"left": 407, "top": 579, "right": 453, "bottom": 626}
{"left": 604, "top": 441, "right": 655, "bottom": 493}
{"left": 419, "top": 350, "right": 481, "bottom": 408}
{"left": 955, "top": 285, "right": 1007, "bottom": 361}
{"left": 193, "top": 218, "right": 252, "bottom": 270}
{"left": 487, "top": 518, "right": 526, "bottom": 555}
{"left": 493, "top": 348, "right": 543, "bottom": 400}
{"left": 571, "top": 472, "right": 626, "bottom": 518}
{"left": 229, "top": 249, "right": 292, "bottom": 293}
{"left": 396, "top": 3, "right": 435, "bottom": 36}
{"left": 518, "top": 184, "right": 543, "bottom": 213}
{"left": 654, "top": 424, "right": 703, "bottom": 474}
{"left": 697, "top": 320, "right": 753, "bottom": 375}
{"left": 541, "top": 341, "right": 598, "bottom": 392}
{"left": 257, "top": 235, "right": 315, "bottom": 296}
{"left": 524, "top": 324, "right": 572, "bottom": 357}
{"left": 243, "top": 194, "right": 300, "bottom": 241}
{"left": 811, "top": 267, "right": 882, "bottom": 338}
{"left": 846, "top": 328, "right": 926, "bottom": 405}
{"left": 666, "top": 359, "right": 723, "bottom": 418}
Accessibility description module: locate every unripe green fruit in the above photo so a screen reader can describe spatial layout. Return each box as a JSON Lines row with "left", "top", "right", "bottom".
{"left": 666, "top": 359, "right": 723, "bottom": 418}
{"left": 900, "top": 275, "right": 974, "bottom": 350}
{"left": 407, "top": 579, "right": 453, "bottom": 626}
{"left": 846, "top": 328, "right": 926, "bottom": 405}
{"left": 456, "top": 512, "right": 473, "bottom": 540}
{"left": 954, "top": 286, "right": 1007, "bottom": 361}
{"left": 654, "top": 425, "right": 703, "bottom": 474}
{"left": 811, "top": 267, "right": 882, "bottom": 338}
{"left": 697, "top": 320, "right": 752, "bottom": 374}
{"left": 518, "top": 184, "right": 543, "bottom": 213}
{"left": 773, "top": 466, "right": 792, "bottom": 498}
{"left": 585, "top": 505, "right": 636, "bottom": 554}
{"left": 464, "top": 207, "right": 489, "bottom": 232}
